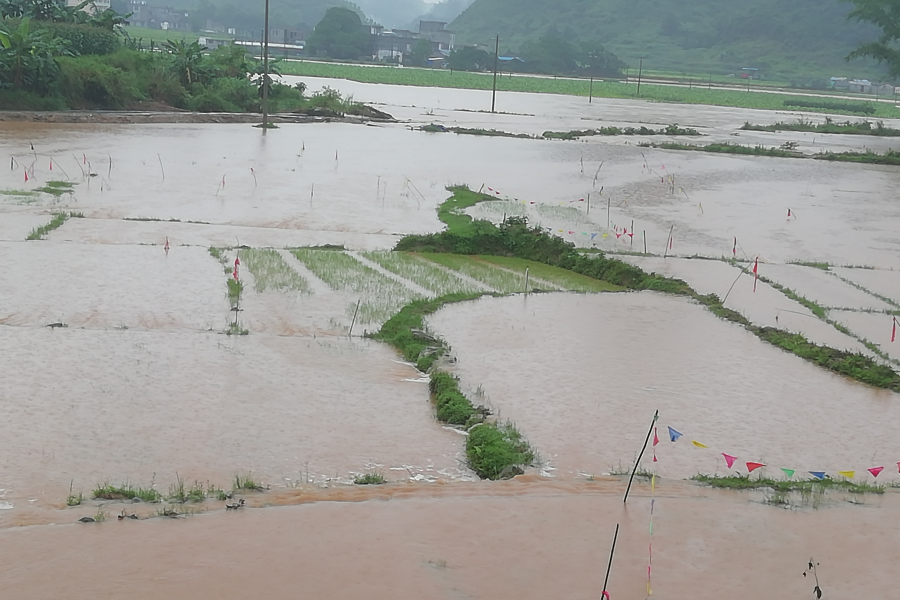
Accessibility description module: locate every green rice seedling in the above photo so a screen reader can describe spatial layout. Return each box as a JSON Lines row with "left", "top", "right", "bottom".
{"left": 420, "top": 254, "right": 530, "bottom": 294}
{"left": 0, "top": 188, "right": 38, "bottom": 197}
{"left": 35, "top": 181, "right": 76, "bottom": 197}
{"left": 233, "top": 471, "right": 266, "bottom": 492}
{"left": 186, "top": 481, "right": 206, "bottom": 502}
{"left": 225, "top": 322, "right": 249, "bottom": 336}
{"left": 692, "top": 474, "right": 884, "bottom": 495}
{"left": 291, "top": 249, "right": 424, "bottom": 325}
{"left": 93, "top": 508, "right": 108, "bottom": 523}
{"left": 237, "top": 248, "right": 312, "bottom": 294}
{"left": 361, "top": 251, "right": 482, "bottom": 296}
{"left": 352, "top": 472, "right": 386, "bottom": 485}
{"left": 477, "top": 256, "right": 621, "bottom": 292}
{"left": 26, "top": 211, "right": 70, "bottom": 240}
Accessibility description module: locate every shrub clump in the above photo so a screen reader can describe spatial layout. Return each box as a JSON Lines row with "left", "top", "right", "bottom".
{"left": 466, "top": 422, "right": 535, "bottom": 480}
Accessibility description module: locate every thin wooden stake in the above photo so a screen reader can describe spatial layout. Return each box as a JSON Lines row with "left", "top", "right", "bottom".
{"left": 643, "top": 230, "right": 647, "bottom": 254}
{"left": 157, "top": 154, "right": 165, "bottom": 182}
{"left": 601, "top": 523, "right": 620, "bottom": 598}
{"left": 524, "top": 267, "right": 530, "bottom": 294}
{"left": 348, "top": 299, "right": 362, "bottom": 338}
{"left": 607, "top": 197, "right": 611, "bottom": 229}
{"left": 623, "top": 409, "right": 659, "bottom": 503}
{"left": 663, "top": 225, "right": 674, "bottom": 259}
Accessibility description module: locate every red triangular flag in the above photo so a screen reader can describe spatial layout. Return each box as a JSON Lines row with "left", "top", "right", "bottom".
{"left": 234, "top": 257, "right": 240, "bottom": 267}
{"left": 49, "top": 159, "right": 53, "bottom": 171}
{"left": 752, "top": 257, "right": 758, "bottom": 275}
{"left": 787, "top": 208, "right": 792, "bottom": 218}
{"left": 233, "top": 268, "right": 238, "bottom": 280}
{"left": 746, "top": 462, "right": 766, "bottom": 473}
{"left": 722, "top": 454, "right": 738, "bottom": 469}
{"left": 653, "top": 427, "right": 659, "bottom": 447}
{"left": 732, "top": 237, "right": 737, "bottom": 257}
{"left": 868, "top": 466, "right": 884, "bottom": 478}
{"left": 24, "top": 171, "right": 28, "bottom": 182}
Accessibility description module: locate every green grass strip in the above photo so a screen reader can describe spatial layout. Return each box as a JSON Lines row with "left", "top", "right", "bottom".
{"left": 693, "top": 473, "right": 883, "bottom": 494}
{"left": 25, "top": 211, "right": 82, "bottom": 240}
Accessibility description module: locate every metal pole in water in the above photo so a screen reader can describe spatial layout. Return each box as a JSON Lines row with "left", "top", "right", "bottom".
{"left": 348, "top": 298, "right": 361, "bottom": 338}
{"left": 601, "top": 523, "right": 620, "bottom": 597}
{"left": 491, "top": 34, "right": 499, "bottom": 113}
{"left": 623, "top": 409, "right": 659, "bottom": 503}
{"left": 643, "top": 230, "right": 647, "bottom": 254}
{"left": 261, "top": 0, "right": 270, "bottom": 129}
{"left": 589, "top": 76, "right": 594, "bottom": 103}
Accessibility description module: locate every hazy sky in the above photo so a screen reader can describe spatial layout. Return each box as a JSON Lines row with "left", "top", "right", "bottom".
{"left": 355, "top": 0, "right": 475, "bottom": 28}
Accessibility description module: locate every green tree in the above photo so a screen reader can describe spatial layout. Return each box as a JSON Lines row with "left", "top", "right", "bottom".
{"left": 305, "top": 7, "right": 368, "bottom": 60}
{"left": 163, "top": 39, "right": 208, "bottom": 86}
{"left": 408, "top": 38, "right": 432, "bottom": 67}
{"left": 844, "top": 0, "right": 900, "bottom": 76}
{"left": 448, "top": 45, "right": 491, "bottom": 71}
{"left": 0, "top": 17, "right": 69, "bottom": 91}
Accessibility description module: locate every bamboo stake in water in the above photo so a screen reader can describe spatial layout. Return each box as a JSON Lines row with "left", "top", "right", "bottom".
{"left": 607, "top": 197, "right": 611, "bottom": 229}
{"left": 601, "top": 523, "right": 620, "bottom": 598}
{"left": 348, "top": 299, "right": 362, "bottom": 338}
{"left": 643, "top": 230, "right": 647, "bottom": 254}
{"left": 157, "top": 154, "right": 165, "bottom": 182}
{"left": 663, "top": 225, "right": 674, "bottom": 258}
{"left": 587, "top": 193, "right": 591, "bottom": 215}
{"left": 623, "top": 409, "right": 659, "bottom": 503}
{"left": 523, "top": 267, "right": 530, "bottom": 294}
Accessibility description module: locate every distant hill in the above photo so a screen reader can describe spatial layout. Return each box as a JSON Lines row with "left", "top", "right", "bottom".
{"left": 450, "top": 0, "right": 889, "bottom": 81}
{"left": 141, "top": 0, "right": 366, "bottom": 31}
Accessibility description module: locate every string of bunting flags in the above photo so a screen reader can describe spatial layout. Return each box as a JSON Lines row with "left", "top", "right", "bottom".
{"left": 660, "top": 425, "right": 897, "bottom": 480}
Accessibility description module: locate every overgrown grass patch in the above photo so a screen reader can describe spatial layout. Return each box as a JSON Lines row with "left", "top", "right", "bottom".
{"left": 353, "top": 473, "right": 386, "bottom": 485}
{"left": 233, "top": 471, "right": 266, "bottom": 492}
{"left": 34, "top": 181, "right": 76, "bottom": 196}
{"left": 693, "top": 473, "right": 884, "bottom": 495}
{"left": 92, "top": 483, "right": 162, "bottom": 502}
{"left": 466, "top": 422, "right": 536, "bottom": 480}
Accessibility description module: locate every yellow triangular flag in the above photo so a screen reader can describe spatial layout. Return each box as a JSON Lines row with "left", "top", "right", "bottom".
{"left": 692, "top": 440, "right": 708, "bottom": 448}
{"left": 838, "top": 470, "right": 855, "bottom": 479}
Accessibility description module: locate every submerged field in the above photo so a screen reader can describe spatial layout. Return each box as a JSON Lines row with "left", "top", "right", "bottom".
{"left": 1, "top": 83, "right": 899, "bottom": 598}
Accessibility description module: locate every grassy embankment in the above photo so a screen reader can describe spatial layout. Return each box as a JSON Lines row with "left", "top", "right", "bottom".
{"left": 377, "top": 186, "right": 898, "bottom": 479}
{"left": 25, "top": 208, "right": 83, "bottom": 240}
{"left": 639, "top": 141, "right": 900, "bottom": 166}
{"left": 693, "top": 473, "right": 883, "bottom": 495}
{"left": 279, "top": 61, "right": 900, "bottom": 119}
{"left": 420, "top": 124, "right": 700, "bottom": 140}
{"left": 741, "top": 118, "right": 900, "bottom": 136}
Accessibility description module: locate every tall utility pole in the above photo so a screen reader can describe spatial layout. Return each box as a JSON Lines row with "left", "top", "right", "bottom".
{"left": 261, "top": 0, "right": 271, "bottom": 129}
{"left": 636, "top": 56, "right": 644, "bottom": 97}
{"left": 491, "top": 34, "right": 499, "bottom": 113}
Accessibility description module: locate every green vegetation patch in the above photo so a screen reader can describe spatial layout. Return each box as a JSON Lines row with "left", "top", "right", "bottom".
{"left": 742, "top": 118, "right": 900, "bottom": 136}
{"left": 25, "top": 211, "right": 81, "bottom": 240}
{"left": 693, "top": 473, "right": 884, "bottom": 495}
{"left": 543, "top": 124, "right": 699, "bottom": 139}
{"left": 352, "top": 473, "right": 386, "bottom": 485}
{"left": 290, "top": 248, "right": 423, "bottom": 324}
{"left": 421, "top": 253, "right": 533, "bottom": 294}
{"left": 640, "top": 141, "right": 801, "bottom": 158}
{"left": 783, "top": 98, "right": 875, "bottom": 115}
{"left": 420, "top": 124, "right": 536, "bottom": 139}
{"left": 92, "top": 483, "right": 162, "bottom": 502}
{"left": 34, "top": 180, "right": 75, "bottom": 196}
{"left": 361, "top": 251, "right": 483, "bottom": 296}
{"left": 237, "top": 248, "right": 312, "bottom": 294}
{"left": 477, "top": 255, "right": 622, "bottom": 293}
{"left": 466, "top": 422, "right": 536, "bottom": 480}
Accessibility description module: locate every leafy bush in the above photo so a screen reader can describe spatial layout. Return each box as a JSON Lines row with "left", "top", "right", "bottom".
{"left": 466, "top": 422, "right": 535, "bottom": 480}
{"left": 57, "top": 54, "right": 142, "bottom": 108}
{"left": 0, "top": 87, "right": 66, "bottom": 109}
{"left": 39, "top": 22, "right": 119, "bottom": 55}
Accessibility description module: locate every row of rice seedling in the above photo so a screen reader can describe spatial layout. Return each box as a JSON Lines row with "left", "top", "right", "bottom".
{"left": 467, "top": 200, "right": 528, "bottom": 220}
{"left": 361, "top": 251, "right": 483, "bottom": 296}
{"left": 477, "top": 256, "right": 622, "bottom": 293}
{"left": 237, "top": 249, "right": 313, "bottom": 294}
{"left": 290, "top": 249, "right": 424, "bottom": 325}
{"left": 420, "top": 254, "right": 530, "bottom": 294}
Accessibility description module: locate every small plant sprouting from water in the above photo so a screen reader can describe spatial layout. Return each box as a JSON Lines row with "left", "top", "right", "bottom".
{"left": 93, "top": 508, "right": 108, "bottom": 523}
{"left": 66, "top": 480, "right": 83, "bottom": 506}
{"left": 233, "top": 471, "right": 266, "bottom": 492}
{"left": 168, "top": 473, "right": 188, "bottom": 503}
{"left": 803, "top": 558, "right": 824, "bottom": 599}
{"left": 353, "top": 472, "right": 386, "bottom": 485}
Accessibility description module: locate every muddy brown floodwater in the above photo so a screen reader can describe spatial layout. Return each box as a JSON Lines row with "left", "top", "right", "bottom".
{"left": 1, "top": 79, "right": 899, "bottom": 598}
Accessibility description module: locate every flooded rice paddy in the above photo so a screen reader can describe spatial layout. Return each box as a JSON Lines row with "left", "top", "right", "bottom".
{"left": 1, "top": 78, "right": 899, "bottom": 597}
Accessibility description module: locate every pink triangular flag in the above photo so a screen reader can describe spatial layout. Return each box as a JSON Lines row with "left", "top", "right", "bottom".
{"left": 653, "top": 427, "right": 659, "bottom": 447}
{"left": 722, "top": 454, "right": 738, "bottom": 469}
{"left": 868, "top": 466, "right": 884, "bottom": 478}
{"left": 746, "top": 462, "right": 766, "bottom": 473}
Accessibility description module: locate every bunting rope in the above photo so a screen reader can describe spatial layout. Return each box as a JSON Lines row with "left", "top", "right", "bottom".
{"left": 663, "top": 425, "right": 898, "bottom": 481}
{"left": 648, "top": 426, "right": 659, "bottom": 596}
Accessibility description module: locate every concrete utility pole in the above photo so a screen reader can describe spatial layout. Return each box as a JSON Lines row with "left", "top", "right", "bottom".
{"left": 491, "top": 34, "right": 499, "bottom": 113}
{"left": 636, "top": 56, "right": 644, "bottom": 97}
{"left": 261, "top": 0, "right": 271, "bottom": 129}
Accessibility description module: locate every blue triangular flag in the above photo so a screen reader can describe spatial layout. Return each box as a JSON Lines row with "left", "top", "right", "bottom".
{"left": 591, "top": 233, "right": 598, "bottom": 240}
{"left": 668, "top": 426, "right": 683, "bottom": 442}
{"left": 809, "top": 471, "right": 826, "bottom": 480}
